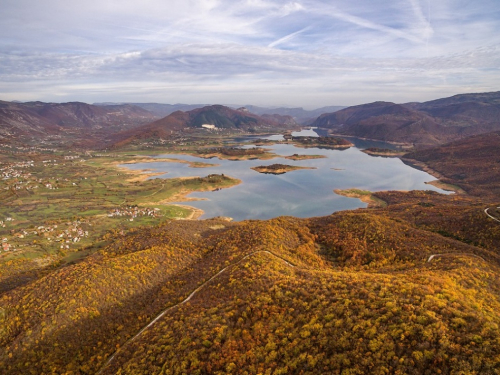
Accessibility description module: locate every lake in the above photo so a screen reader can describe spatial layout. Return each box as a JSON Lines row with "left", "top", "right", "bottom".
{"left": 122, "top": 130, "right": 449, "bottom": 220}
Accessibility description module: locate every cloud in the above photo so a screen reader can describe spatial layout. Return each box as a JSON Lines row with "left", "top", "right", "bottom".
{"left": 1, "top": 0, "right": 500, "bottom": 106}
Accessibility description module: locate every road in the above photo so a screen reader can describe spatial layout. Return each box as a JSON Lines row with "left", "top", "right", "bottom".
{"left": 484, "top": 207, "right": 500, "bottom": 223}
{"left": 427, "top": 253, "right": 486, "bottom": 263}
{"left": 97, "top": 250, "right": 295, "bottom": 374}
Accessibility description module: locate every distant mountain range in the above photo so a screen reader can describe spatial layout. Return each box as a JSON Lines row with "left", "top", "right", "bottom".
{"left": 3, "top": 91, "right": 500, "bottom": 148}
{"left": 94, "top": 102, "right": 347, "bottom": 124}
{"left": 0, "top": 101, "right": 158, "bottom": 147}
{"left": 111, "top": 105, "right": 299, "bottom": 147}
{"left": 312, "top": 91, "right": 500, "bottom": 146}
{"left": 94, "top": 103, "right": 210, "bottom": 118}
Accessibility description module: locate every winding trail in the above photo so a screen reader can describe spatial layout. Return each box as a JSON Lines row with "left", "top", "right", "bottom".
{"left": 484, "top": 208, "right": 500, "bottom": 223}
{"left": 147, "top": 183, "right": 165, "bottom": 197}
{"left": 96, "top": 250, "right": 295, "bottom": 374}
{"left": 427, "top": 253, "right": 486, "bottom": 263}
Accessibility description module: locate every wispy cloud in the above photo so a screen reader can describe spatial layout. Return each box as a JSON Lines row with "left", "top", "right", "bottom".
{"left": 0, "top": 0, "right": 499, "bottom": 106}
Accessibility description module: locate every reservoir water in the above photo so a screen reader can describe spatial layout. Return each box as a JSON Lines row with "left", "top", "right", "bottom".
{"left": 123, "top": 130, "right": 449, "bottom": 220}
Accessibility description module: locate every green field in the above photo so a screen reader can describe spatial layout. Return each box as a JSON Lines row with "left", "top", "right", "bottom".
{"left": 0, "top": 149, "right": 239, "bottom": 264}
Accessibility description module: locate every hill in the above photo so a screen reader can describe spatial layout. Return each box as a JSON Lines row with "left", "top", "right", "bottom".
{"left": 95, "top": 103, "right": 346, "bottom": 125}
{"left": 111, "top": 105, "right": 299, "bottom": 147}
{"left": 3, "top": 124, "right": 500, "bottom": 373}
{"left": 311, "top": 101, "right": 452, "bottom": 146}
{"left": 312, "top": 91, "right": 500, "bottom": 146}
{"left": 2, "top": 93, "right": 500, "bottom": 374}
{"left": 0, "top": 101, "right": 158, "bottom": 147}
{"left": 1, "top": 200, "right": 500, "bottom": 374}
{"left": 403, "top": 130, "right": 500, "bottom": 198}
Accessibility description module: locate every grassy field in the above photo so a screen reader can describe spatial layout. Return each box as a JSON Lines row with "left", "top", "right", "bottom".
{"left": 0, "top": 149, "right": 239, "bottom": 263}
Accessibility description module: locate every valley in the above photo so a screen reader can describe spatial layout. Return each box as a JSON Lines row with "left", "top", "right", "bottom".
{"left": 1, "top": 93, "right": 500, "bottom": 374}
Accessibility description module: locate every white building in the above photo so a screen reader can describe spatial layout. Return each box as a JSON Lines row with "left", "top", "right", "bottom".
{"left": 202, "top": 124, "right": 217, "bottom": 130}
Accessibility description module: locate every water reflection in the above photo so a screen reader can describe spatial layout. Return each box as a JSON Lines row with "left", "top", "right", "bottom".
{"left": 122, "top": 131, "right": 448, "bottom": 220}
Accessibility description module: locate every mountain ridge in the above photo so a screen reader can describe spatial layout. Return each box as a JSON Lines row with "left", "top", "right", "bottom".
{"left": 110, "top": 104, "right": 299, "bottom": 147}
{"left": 0, "top": 100, "right": 159, "bottom": 146}
{"left": 311, "top": 91, "right": 500, "bottom": 146}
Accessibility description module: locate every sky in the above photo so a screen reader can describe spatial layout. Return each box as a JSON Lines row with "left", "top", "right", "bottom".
{"left": 1, "top": 0, "right": 500, "bottom": 108}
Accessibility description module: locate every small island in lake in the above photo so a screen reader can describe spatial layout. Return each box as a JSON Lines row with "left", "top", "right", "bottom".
{"left": 361, "top": 147, "right": 407, "bottom": 157}
{"left": 285, "top": 154, "right": 326, "bottom": 160}
{"left": 196, "top": 146, "right": 275, "bottom": 160}
{"left": 252, "top": 163, "right": 316, "bottom": 175}
{"left": 290, "top": 136, "right": 354, "bottom": 149}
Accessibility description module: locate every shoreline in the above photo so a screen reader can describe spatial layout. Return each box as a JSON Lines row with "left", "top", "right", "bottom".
{"left": 327, "top": 133, "right": 414, "bottom": 147}
{"left": 361, "top": 150, "right": 407, "bottom": 157}
{"left": 251, "top": 164, "right": 316, "bottom": 175}
{"left": 400, "top": 158, "right": 446, "bottom": 180}
{"left": 401, "top": 158, "right": 466, "bottom": 195}
{"left": 113, "top": 166, "right": 166, "bottom": 182}
{"left": 195, "top": 152, "right": 277, "bottom": 161}
{"left": 284, "top": 154, "right": 326, "bottom": 161}
{"left": 109, "top": 159, "right": 242, "bottom": 220}
{"left": 334, "top": 188, "right": 387, "bottom": 208}
{"left": 169, "top": 204, "right": 205, "bottom": 220}
{"left": 425, "top": 180, "right": 467, "bottom": 194}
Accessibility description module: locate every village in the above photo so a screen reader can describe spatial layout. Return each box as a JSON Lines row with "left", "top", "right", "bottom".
{"left": 1, "top": 217, "right": 90, "bottom": 253}
{"left": 0, "top": 150, "right": 169, "bottom": 258}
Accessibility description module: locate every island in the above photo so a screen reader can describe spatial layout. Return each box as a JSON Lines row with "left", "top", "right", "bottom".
{"left": 285, "top": 154, "right": 326, "bottom": 160}
{"left": 290, "top": 136, "right": 354, "bottom": 149}
{"left": 196, "top": 146, "right": 276, "bottom": 160}
{"left": 251, "top": 163, "right": 316, "bottom": 175}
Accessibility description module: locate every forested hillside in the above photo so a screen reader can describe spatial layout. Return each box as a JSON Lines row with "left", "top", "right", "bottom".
{"left": 2, "top": 98, "right": 500, "bottom": 374}
{"left": 2, "top": 194, "right": 500, "bottom": 374}
{"left": 311, "top": 91, "right": 500, "bottom": 146}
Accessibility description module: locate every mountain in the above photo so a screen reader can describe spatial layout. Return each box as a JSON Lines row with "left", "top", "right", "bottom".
{"left": 97, "top": 103, "right": 347, "bottom": 124}
{"left": 311, "top": 91, "right": 500, "bottom": 146}
{"left": 0, "top": 101, "right": 158, "bottom": 146}
{"left": 406, "top": 92, "right": 500, "bottom": 133}
{"left": 112, "top": 105, "right": 299, "bottom": 147}
{"left": 407, "top": 91, "right": 500, "bottom": 108}
{"left": 312, "top": 101, "right": 454, "bottom": 146}
{"left": 0, "top": 100, "right": 60, "bottom": 140}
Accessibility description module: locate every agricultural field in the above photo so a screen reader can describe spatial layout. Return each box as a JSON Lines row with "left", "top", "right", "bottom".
{"left": 0, "top": 146, "right": 239, "bottom": 265}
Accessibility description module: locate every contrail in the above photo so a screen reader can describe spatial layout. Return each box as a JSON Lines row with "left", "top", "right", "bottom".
{"left": 268, "top": 26, "right": 311, "bottom": 48}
